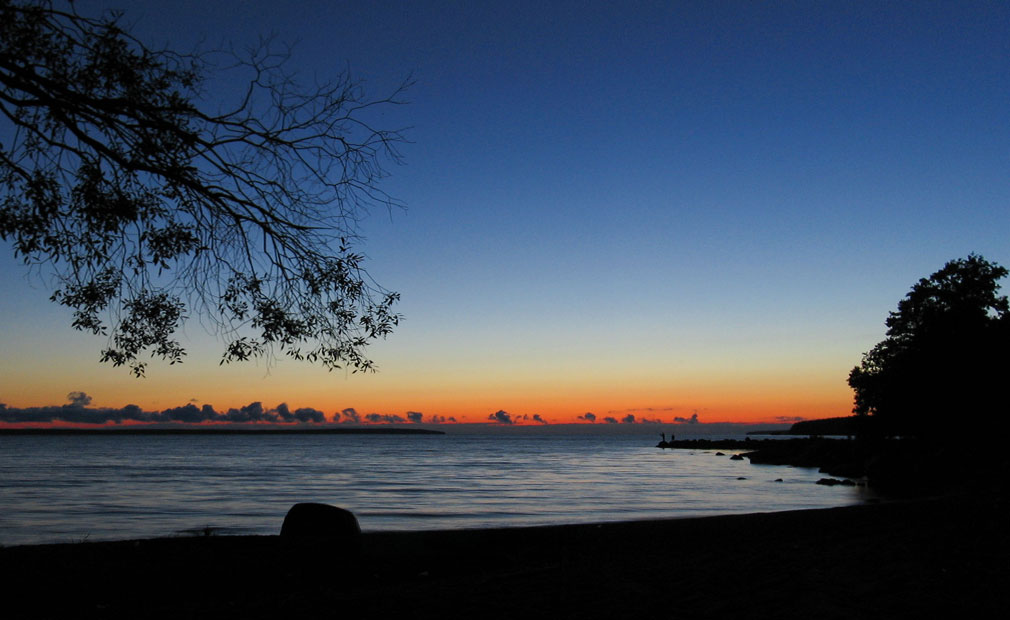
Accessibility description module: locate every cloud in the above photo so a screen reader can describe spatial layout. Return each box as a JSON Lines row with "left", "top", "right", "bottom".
{"left": 224, "top": 401, "right": 269, "bottom": 423}
{"left": 272, "top": 404, "right": 327, "bottom": 423}
{"left": 775, "top": 416, "right": 805, "bottom": 422}
{"left": 607, "top": 413, "right": 663, "bottom": 424}
{"left": 0, "top": 400, "right": 474, "bottom": 427}
{"left": 607, "top": 406, "right": 676, "bottom": 414}
{"left": 674, "top": 412, "right": 700, "bottom": 424}
{"left": 339, "top": 408, "right": 361, "bottom": 423}
{"left": 532, "top": 414, "right": 548, "bottom": 424}
{"left": 488, "top": 410, "right": 513, "bottom": 425}
{"left": 365, "top": 413, "right": 406, "bottom": 423}
{"left": 1, "top": 399, "right": 332, "bottom": 425}
{"left": 276, "top": 403, "right": 294, "bottom": 421}
{"left": 66, "top": 391, "right": 92, "bottom": 407}
{"left": 161, "top": 403, "right": 211, "bottom": 423}
{"left": 578, "top": 412, "right": 596, "bottom": 423}
{"left": 0, "top": 404, "right": 118, "bottom": 424}
{"left": 293, "top": 407, "right": 326, "bottom": 423}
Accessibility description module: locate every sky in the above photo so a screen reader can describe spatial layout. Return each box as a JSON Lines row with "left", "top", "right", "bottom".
{"left": 1, "top": 1, "right": 1008, "bottom": 427}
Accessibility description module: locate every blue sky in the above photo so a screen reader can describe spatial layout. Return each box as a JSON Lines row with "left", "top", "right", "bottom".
{"left": 1, "top": 1, "right": 1008, "bottom": 424}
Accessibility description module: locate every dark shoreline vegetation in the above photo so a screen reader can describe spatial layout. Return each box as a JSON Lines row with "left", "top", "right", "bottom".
{"left": 667, "top": 431, "right": 1007, "bottom": 494}
{"left": 713, "top": 256, "right": 1010, "bottom": 496}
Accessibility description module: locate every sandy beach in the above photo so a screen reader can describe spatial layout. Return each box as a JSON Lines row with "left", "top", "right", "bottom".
{"left": 2, "top": 491, "right": 1005, "bottom": 619}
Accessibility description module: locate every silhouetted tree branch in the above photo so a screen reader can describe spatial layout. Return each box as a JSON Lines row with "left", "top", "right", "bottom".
{"left": 848, "top": 254, "right": 1009, "bottom": 437}
{"left": 0, "top": 0, "right": 407, "bottom": 376}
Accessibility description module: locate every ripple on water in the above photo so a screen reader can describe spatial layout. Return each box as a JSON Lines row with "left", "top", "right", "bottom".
{"left": 0, "top": 434, "right": 869, "bottom": 545}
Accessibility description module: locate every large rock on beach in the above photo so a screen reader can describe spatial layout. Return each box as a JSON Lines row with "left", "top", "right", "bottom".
{"left": 281, "top": 503, "right": 362, "bottom": 542}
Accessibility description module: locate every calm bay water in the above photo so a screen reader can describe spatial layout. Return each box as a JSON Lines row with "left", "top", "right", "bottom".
{"left": 0, "top": 433, "right": 871, "bottom": 546}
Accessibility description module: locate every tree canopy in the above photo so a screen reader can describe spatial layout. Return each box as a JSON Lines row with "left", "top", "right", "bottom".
{"left": 0, "top": 0, "right": 407, "bottom": 376}
{"left": 848, "top": 254, "right": 1009, "bottom": 436}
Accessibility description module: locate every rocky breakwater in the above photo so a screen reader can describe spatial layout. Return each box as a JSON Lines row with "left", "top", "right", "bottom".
{"left": 739, "top": 438, "right": 867, "bottom": 480}
{"left": 739, "top": 437, "right": 1009, "bottom": 495}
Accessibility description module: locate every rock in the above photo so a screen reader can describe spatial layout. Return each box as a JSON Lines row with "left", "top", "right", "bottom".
{"left": 816, "top": 478, "right": 856, "bottom": 486}
{"left": 730, "top": 454, "right": 744, "bottom": 461}
{"left": 715, "top": 452, "right": 726, "bottom": 456}
{"left": 774, "top": 478, "right": 783, "bottom": 482}
{"left": 281, "top": 503, "right": 361, "bottom": 542}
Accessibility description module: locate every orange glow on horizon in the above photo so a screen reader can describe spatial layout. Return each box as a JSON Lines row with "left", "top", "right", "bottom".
{"left": 1, "top": 359, "right": 856, "bottom": 427}
{"left": 0, "top": 395, "right": 852, "bottom": 428}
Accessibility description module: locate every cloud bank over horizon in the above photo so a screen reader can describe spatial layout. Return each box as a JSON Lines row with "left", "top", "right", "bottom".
{"left": 0, "top": 393, "right": 456, "bottom": 426}
{"left": 0, "top": 394, "right": 796, "bottom": 429}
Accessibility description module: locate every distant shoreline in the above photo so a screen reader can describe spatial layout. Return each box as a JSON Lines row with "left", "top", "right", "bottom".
{"left": 0, "top": 427, "right": 445, "bottom": 436}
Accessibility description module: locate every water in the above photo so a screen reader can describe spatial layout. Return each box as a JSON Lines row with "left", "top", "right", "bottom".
{"left": 0, "top": 433, "right": 870, "bottom": 546}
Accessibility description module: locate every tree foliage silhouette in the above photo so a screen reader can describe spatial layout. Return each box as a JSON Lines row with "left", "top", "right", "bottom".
{"left": 0, "top": 0, "right": 407, "bottom": 376}
{"left": 848, "top": 255, "right": 1009, "bottom": 436}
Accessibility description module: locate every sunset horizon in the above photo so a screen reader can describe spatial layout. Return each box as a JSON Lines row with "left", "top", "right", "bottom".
{"left": 2, "top": 3, "right": 1005, "bottom": 614}
{"left": 4, "top": 2, "right": 1006, "bottom": 434}
{"left": 0, "top": 388, "right": 843, "bottom": 428}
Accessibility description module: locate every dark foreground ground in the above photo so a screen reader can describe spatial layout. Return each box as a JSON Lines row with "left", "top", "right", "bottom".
{"left": 2, "top": 492, "right": 1005, "bottom": 619}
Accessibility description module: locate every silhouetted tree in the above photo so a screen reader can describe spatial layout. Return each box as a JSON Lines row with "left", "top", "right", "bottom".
{"left": 848, "top": 255, "right": 1009, "bottom": 437}
{"left": 0, "top": 0, "right": 407, "bottom": 376}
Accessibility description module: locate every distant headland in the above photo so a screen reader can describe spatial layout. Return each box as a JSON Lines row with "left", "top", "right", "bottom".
{"left": 746, "top": 416, "right": 861, "bottom": 437}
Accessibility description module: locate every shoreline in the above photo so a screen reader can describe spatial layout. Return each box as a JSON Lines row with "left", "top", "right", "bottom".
{"left": 3, "top": 492, "right": 1005, "bottom": 618}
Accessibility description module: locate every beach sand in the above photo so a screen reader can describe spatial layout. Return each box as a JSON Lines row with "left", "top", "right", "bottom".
{"left": 2, "top": 492, "right": 1005, "bottom": 619}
